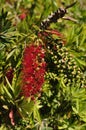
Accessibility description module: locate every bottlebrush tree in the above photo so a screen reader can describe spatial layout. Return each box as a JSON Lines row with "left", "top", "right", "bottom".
{"left": 0, "top": 0, "right": 86, "bottom": 130}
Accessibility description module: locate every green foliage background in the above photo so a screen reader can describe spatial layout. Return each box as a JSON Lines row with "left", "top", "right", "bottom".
{"left": 0, "top": 0, "right": 86, "bottom": 129}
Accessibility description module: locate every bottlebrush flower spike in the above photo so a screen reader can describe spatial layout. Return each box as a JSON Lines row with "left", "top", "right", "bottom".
{"left": 21, "top": 44, "right": 46, "bottom": 98}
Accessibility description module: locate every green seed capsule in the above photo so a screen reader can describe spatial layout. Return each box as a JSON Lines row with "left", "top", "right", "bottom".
{"left": 58, "top": 60, "right": 62, "bottom": 63}
{"left": 50, "top": 51, "right": 53, "bottom": 55}
{"left": 54, "top": 60, "right": 58, "bottom": 64}
{"left": 54, "top": 55, "right": 57, "bottom": 59}
{"left": 62, "top": 65, "right": 66, "bottom": 69}
{"left": 56, "top": 45, "right": 59, "bottom": 49}
{"left": 60, "top": 69, "right": 64, "bottom": 73}
{"left": 47, "top": 46, "right": 50, "bottom": 49}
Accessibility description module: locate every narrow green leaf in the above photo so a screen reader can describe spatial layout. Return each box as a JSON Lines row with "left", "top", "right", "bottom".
{"left": 75, "top": 57, "right": 86, "bottom": 67}
{"left": 3, "top": 85, "right": 12, "bottom": 99}
{"left": 5, "top": 77, "right": 14, "bottom": 93}
{"left": 33, "top": 107, "right": 41, "bottom": 123}
{"left": 72, "top": 106, "right": 78, "bottom": 114}
{"left": 33, "top": 101, "right": 42, "bottom": 123}
{"left": 19, "top": 98, "right": 34, "bottom": 117}
{"left": 6, "top": 49, "right": 16, "bottom": 60}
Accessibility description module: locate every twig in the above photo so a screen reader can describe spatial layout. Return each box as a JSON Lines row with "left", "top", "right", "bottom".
{"left": 63, "top": 16, "right": 78, "bottom": 23}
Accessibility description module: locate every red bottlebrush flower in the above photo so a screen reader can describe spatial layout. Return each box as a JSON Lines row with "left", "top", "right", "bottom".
{"left": 6, "top": 68, "right": 14, "bottom": 84}
{"left": 19, "top": 13, "right": 26, "bottom": 20}
{"left": 21, "top": 44, "right": 46, "bottom": 98}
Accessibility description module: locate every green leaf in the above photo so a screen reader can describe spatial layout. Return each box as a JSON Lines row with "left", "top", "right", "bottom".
{"left": 0, "top": 125, "right": 8, "bottom": 130}
{"left": 19, "top": 98, "right": 34, "bottom": 117}
{"left": 74, "top": 57, "right": 86, "bottom": 67}
{"left": 2, "top": 84, "right": 12, "bottom": 99}
{"left": 5, "top": 77, "right": 14, "bottom": 93}
{"left": 40, "top": 127, "right": 53, "bottom": 130}
{"left": 6, "top": 49, "right": 16, "bottom": 61}
{"left": 33, "top": 101, "right": 42, "bottom": 123}
{"left": 11, "top": 73, "right": 20, "bottom": 97}
{"left": 72, "top": 106, "right": 78, "bottom": 114}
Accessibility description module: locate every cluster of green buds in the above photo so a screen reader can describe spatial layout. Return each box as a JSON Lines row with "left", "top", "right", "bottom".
{"left": 45, "top": 38, "right": 86, "bottom": 88}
